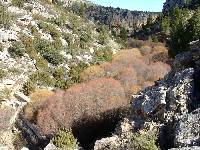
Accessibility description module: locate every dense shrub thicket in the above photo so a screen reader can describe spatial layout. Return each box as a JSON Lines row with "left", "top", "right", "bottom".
{"left": 81, "top": 44, "right": 170, "bottom": 98}
{"left": 36, "top": 78, "right": 127, "bottom": 135}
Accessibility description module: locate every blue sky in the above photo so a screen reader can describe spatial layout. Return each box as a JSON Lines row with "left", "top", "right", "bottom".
{"left": 89, "top": 0, "right": 165, "bottom": 12}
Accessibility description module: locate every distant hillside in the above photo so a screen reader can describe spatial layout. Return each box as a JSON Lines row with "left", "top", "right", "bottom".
{"left": 71, "top": 2, "right": 160, "bottom": 36}
{"left": 163, "top": 0, "right": 200, "bottom": 11}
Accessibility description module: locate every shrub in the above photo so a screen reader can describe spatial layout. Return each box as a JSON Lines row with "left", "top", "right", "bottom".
{"left": 0, "top": 43, "right": 3, "bottom": 51}
{"left": 49, "top": 14, "right": 66, "bottom": 27}
{"left": 80, "top": 65, "right": 105, "bottom": 82}
{"left": 188, "top": 7, "right": 200, "bottom": 41}
{"left": 145, "top": 62, "right": 171, "bottom": 82}
{"left": 93, "top": 46, "right": 113, "bottom": 64}
{"left": 0, "top": 3, "right": 11, "bottom": 28}
{"left": 35, "top": 39, "right": 64, "bottom": 65}
{"left": 35, "top": 56, "right": 49, "bottom": 71}
{"left": 68, "top": 62, "right": 88, "bottom": 83}
{"left": 115, "top": 67, "right": 138, "bottom": 97}
{"left": 8, "top": 41, "right": 26, "bottom": 58}
{"left": 53, "top": 67, "right": 68, "bottom": 89}
{"left": 29, "top": 71, "right": 54, "bottom": 87}
{"left": 51, "top": 128, "right": 78, "bottom": 149}
{"left": 0, "top": 69, "right": 6, "bottom": 79}
{"left": 12, "top": 0, "right": 26, "bottom": 7}
{"left": 127, "top": 130, "right": 160, "bottom": 150}
{"left": 36, "top": 78, "right": 127, "bottom": 135}
{"left": 98, "top": 25, "right": 109, "bottom": 44}
{"left": 24, "top": 89, "right": 54, "bottom": 121}
{"left": 22, "top": 80, "right": 36, "bottom": 96}
{"left": 13, "top": 132, "right": 27, "bottom": 150}
{"left": 20, "top": 34, "right": 37, "bottom": 59}
{"left": 140, "top": 45, "right": 152, "bottom": 55}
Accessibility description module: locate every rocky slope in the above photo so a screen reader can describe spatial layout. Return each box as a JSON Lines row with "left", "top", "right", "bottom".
{"left": 0, "top": 0, "right": 120, "bottom": 106}
{"left": 94, "top": 47, "right": 200, "bottom": 149}
{"left": 163, "top": 0, "right": 200, "bottom": 11}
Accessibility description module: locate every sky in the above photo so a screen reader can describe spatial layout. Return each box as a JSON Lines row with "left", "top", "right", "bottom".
{"left": 89, "top": 0, "right": 166, "bottom": 12}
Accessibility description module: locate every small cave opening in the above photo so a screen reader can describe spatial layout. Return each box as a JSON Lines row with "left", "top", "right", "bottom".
{"left": 71, "top": 107, "right": 130, "bottom": 150}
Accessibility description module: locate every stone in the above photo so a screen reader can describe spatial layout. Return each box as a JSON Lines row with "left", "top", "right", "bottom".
{"left": 14, "top": 91, "right": 31, "bottom": 103}
{"left": 132, "top": 68, "right": 194, "bottom": 121}
{"left": 174, "top": 109, "right": 200, "bottom": 147}
{"left": 0, "top": 106, "right": 17, "bottom": 131}
{"left": 44, "top": 143, "right": 61, "bottom": 150}
{"left": 0, "top": 144, "right": 9, "bottom": 150}
{"left": 21, "top": 147, "right": 29, "bottom": 150}
{"left": 94, "top": 136, "right": 120, "bottom": 150}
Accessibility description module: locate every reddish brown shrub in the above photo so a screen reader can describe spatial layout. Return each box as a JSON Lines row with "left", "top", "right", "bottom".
{"left": 140, "top": 46, "right": 152, "bottom": 55}
{"left": 36, "top": 78, "right": 127, "bottom": 135}
{"left": 145, "top": 62, "right": 171, "bottom": 82}
{"left": 115, "top": 66, "right": 138, "bottom": 97}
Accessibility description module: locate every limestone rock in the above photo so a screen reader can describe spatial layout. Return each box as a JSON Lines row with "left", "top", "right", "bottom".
{"left": 132, "top": 68, "right": 194, "bottom": 121}
{"left": 0, "top": 106, "right": 17, "bottom": 131}
{"left": 44, "top": 143, "right": 61, "bottom": 150}
{"left": 174, "top": 109, "right": 200, "bottom": 147}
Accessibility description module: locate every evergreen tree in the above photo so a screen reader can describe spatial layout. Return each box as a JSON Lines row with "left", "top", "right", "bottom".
{"left": 188, "top": 7, "right": 200, "bottom": 40}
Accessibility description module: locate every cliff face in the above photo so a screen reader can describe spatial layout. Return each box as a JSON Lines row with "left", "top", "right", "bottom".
{"left": 84, "top": 5, "right": 160, "bottom": 35}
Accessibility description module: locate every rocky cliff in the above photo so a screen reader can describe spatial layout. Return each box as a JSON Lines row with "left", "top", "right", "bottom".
{"left": 94, "top": 47, "right": 200, "bottom": 149}
{"left": 86, "top": 5, "right": 159, "bottom": 33}
{"left": 84, "top": 5, "right": 159, "bottom": 35}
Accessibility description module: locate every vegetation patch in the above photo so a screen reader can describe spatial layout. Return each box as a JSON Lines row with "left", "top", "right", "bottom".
{"left": 8, "top": 41, "right": 26, "bottom": 58}
{"left": 51, "top": 128, "right": 78, "bottom": 149}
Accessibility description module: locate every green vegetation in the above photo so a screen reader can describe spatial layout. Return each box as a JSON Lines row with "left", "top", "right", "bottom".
{"left": 8, "top": 41, "right": 26, "bottom": 58}
{"left": 12, "top": 0, "right": 26, "bottom": 7}
{"left": 13, "top": 132, "right": 27, "bottom": 150}
{"left": 51, "top": 128, "right": 78, "bottom": 149}
{"left": 68, "top": 62, "right": 88, "bottom": 83}
{"left": 189, "top": 7, "right": 200, "bottom": 41}
{"left": 119, "top": 26, "right": 128, "bottom": 42}
{"left": 160, "top": 6, "right": 200, "bottom": 57}
{"left": 22, "top": 80, "right": 36, "bottom": 96}
{"left": 93, "top": 46, "right": 113, "bottom": 64}
{"left": 98, "top": 25, "right": 109, "bottom": 44}
{"left": 35, "top": 39, "right": 64, "bottom": 65}
{"left": 0, "top": 43, "right": 3, "bottom": 51}
{"left": 128, "top": 130, "right": 160, "bottom": 150}
{"left": 0, "top": 69, "right": 6, "bottom": 79}
{"left": 0, "top": 3, "right": 11, "bottom": 28}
